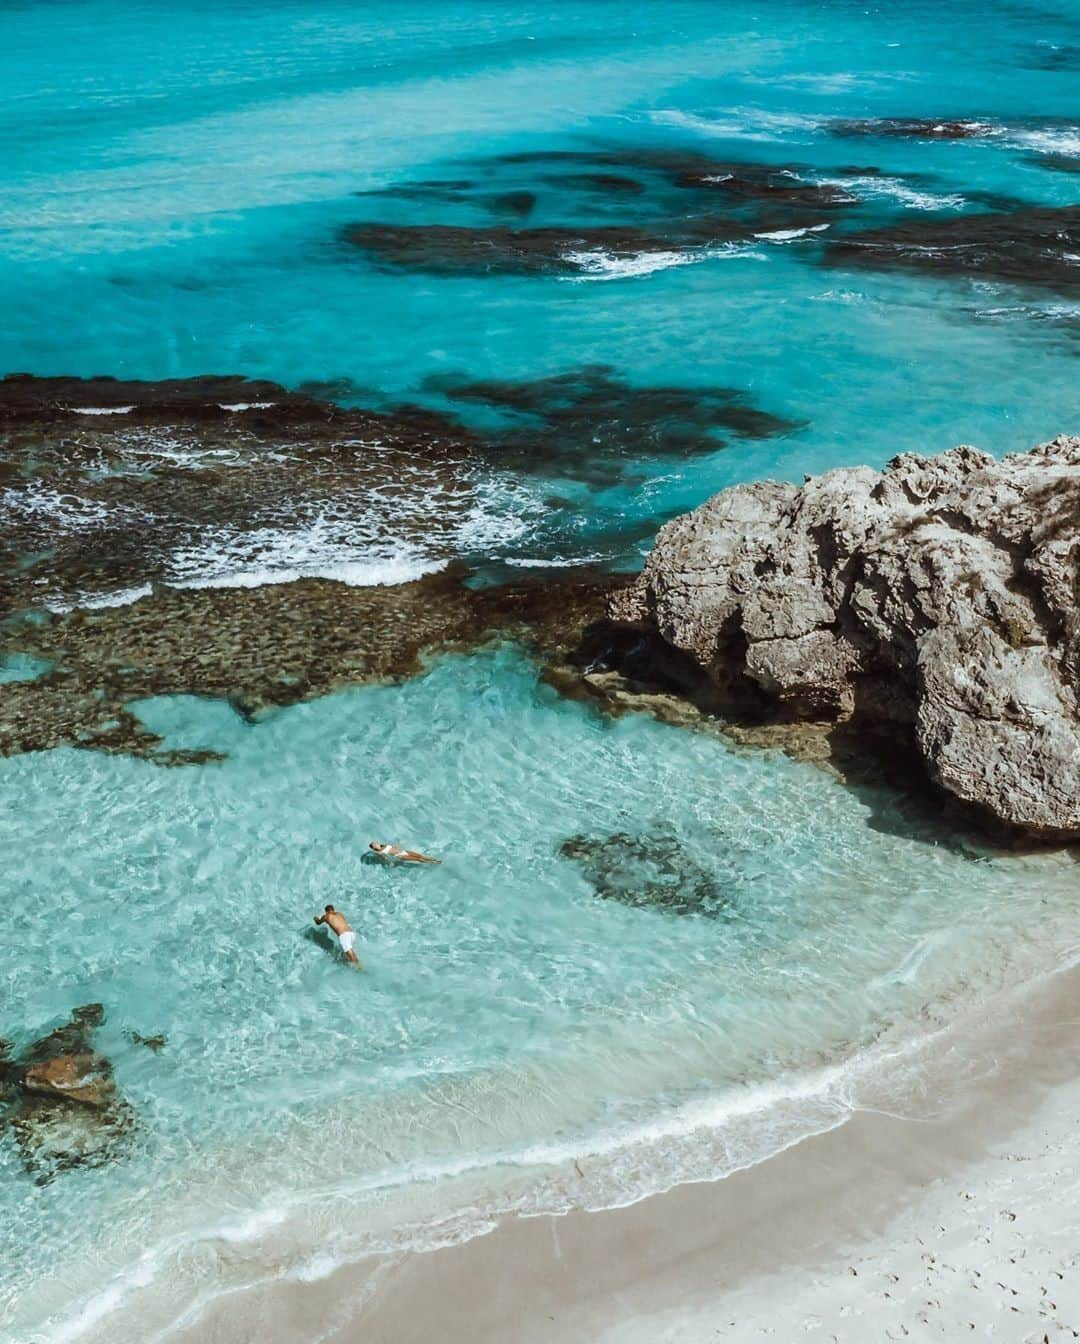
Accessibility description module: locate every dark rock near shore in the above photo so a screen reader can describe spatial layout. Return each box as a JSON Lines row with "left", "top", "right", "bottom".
{"left": 1, "top": 1005, "right": 136, "bottom": 1182}
{"left": 608, "top": 437, "right": 1080, "bottom": 840}
{"left": 23, "top": 1054, "right": 116, "bottom": 1109}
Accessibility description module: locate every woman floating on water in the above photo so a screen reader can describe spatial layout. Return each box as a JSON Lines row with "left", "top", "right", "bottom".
{"left": 369, "top": 840, "right": 441, "bottom": 865}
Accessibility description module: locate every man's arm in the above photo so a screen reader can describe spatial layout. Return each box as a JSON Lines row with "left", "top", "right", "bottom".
{"left": 313, "top": 914, "right": 325, "bottom": 926}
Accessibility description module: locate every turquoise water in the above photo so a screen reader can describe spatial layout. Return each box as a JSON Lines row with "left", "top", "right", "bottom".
{"left": 2, "top": 2, "right": 1079, "bottom": 1340}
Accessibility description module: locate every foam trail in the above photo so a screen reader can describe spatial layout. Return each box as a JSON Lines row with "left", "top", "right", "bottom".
{"left": 563, "top": 244, "right": 763, "bottom": 281}
{"left": 650, "top": 107, "right": 824, "bottom": 141}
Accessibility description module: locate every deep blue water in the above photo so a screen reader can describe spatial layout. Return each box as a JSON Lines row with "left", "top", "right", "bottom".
{"left": 1, "top": 3, "right": 1078, "bottom": 1340}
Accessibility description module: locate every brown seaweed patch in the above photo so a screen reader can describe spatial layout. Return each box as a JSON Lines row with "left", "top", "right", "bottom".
{"left": 823, "top": 205, "right": 1080, "bottom": 291}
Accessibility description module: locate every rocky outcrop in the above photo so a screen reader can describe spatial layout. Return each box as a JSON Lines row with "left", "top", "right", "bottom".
{"left": 22, "top": 1053, "right": 116, "bottom": 1109}
{"left": 1, "top": 1005, "right": 136, "bottom": 1181}
{"left": 609, "top": 437, "right": 1080, "bottom": 840}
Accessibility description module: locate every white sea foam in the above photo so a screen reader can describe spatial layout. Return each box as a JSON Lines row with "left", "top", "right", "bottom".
{"left": 650, "top": 107, "right": 824, "bottom": 142}
{"left": 502, "top": 554, "right": 609, "bottom": 568}
{"left": 563, "top": 249, "right": 695, "bottom": 280}
{"left": 2, "top": 483, "right": 153, "bottom": 534}
{"left": 1008, "top": 125, "right": 1080, "bottom": 157}
{"left": 52, "top": 584, "right": 155, "bottom": 612}
{"left": 66, "top": 405, "right": 136, "bottom": 415}
{"left": 563, "top": 243, "right": 763, "bottom": 281}
{"left": 175, "top": 554, "right": 444, "bottom": 591}
{"left": 818, "top": 174, "right": 966, "bottom": 211}
{"left": 753, "top": 223, "right": 831, "bottom": 242}
{"left": 218, "top": 401, "right": 276, "bottom": 412}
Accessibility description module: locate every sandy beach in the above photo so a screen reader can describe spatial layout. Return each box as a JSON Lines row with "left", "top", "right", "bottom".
{"left": 163, "top": 949, "right": 1080, "bottom": 1344}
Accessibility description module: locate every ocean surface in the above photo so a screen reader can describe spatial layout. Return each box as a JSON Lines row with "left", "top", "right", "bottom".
{"left": 1, "top": 2, "right": 1079, "bottom": 1340}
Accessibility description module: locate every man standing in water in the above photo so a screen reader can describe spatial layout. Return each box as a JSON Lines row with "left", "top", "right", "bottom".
{"left": 313, "top": 904, "right": 361, "bottom": 968}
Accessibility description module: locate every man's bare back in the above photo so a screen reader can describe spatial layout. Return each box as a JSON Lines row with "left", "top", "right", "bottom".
{"left": 313, "top": 904, "right": 361, "bottom": 967}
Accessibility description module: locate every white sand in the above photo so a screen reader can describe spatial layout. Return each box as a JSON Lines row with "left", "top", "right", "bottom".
{"left": 169, "top": 960, "right": 1080, "bottom": 1344}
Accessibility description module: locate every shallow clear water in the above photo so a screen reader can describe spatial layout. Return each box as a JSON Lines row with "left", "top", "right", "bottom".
{"left": 2, "top": 1, "right": 1079, "bottom": 1340}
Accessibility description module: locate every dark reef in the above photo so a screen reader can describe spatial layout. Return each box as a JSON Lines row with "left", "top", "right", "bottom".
{"left": 829, "top": 117, "right": 997, "bottom": 141}
{"left": 0, "top": 370, "right": 798, "bottom": 615}
{"left": 824, "top": 205, "right": 1080, "bottom": 292}
{"left": 344, "top": 145, "right": 865, "bottom": 276}
{"left": 420, "top": 364, "right": 800, "bottom": 486}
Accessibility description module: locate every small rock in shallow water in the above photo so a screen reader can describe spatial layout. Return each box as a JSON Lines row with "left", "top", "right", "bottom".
{"left": 1, "top": 1005, "right": 136, "bottom": 1181}
{"left": 129, "top": 1032, "right": 167, "bottom": 1053}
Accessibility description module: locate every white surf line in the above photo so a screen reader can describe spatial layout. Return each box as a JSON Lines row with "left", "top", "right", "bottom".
{"left": 65, "top": 405, "right": 136, "bottom": 415}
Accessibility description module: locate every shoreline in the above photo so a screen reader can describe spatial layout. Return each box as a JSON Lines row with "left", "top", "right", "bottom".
{"left": 164, "top": 949, "right": 1080, "bottom": 1344}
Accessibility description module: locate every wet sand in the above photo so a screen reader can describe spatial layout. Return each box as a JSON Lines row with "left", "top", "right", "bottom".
{"left": 172, "top": 957, "right": 1080, "bottom": 1344}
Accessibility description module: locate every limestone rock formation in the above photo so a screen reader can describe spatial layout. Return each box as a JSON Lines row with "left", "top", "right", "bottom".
{"left": 610, "top": 437, "right": 1080, "bottom": 839}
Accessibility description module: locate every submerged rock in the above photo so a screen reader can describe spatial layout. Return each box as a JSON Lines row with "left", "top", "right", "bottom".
{"left": 830, "top": 117, "right": 998, "bottom": 140}
{"left": 824, "top": 205, "right": 1080, "bottom": 292}
{"left": 129, "top": 1031, "right": 167, "bottom": 1053}
{"left": 343, "top": 146, "right": 859, "bottom": 277}
{"left": 1, "top": 1005, "right": 136, "bottom": 1181}
{"left": 609, "top": 437, "right": 1080, "bottom": 840}
{"left": 421, "top": 364, "right": 799, "bottom": 486}
{"left": 559, "top": 832, "right": 727, "bottom": 914}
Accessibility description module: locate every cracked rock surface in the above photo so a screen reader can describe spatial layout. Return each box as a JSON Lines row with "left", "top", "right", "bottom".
{"left": 610, "top": 437, "right": 1080, "bottom": 839}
